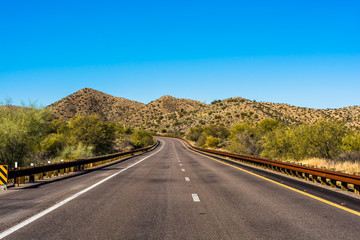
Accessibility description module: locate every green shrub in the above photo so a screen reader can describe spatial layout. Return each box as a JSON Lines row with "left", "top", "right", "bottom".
{"left": 68, "top": 115, "right": 116, "bottom": 155}
{"left": 211, "top": 100, "right": 222, "bottom": 104}
{"left": 131, "top": 130, "right": 154, "bottom": 148}
{"left": 341, "top": 131, "right": 360, "bottom": 152}
{"left": 206, "top": 136, "right": 220, "bottom": 148}
{"left": 186, "top": 126, "right": 204, "bottom": 142}
{"left": 60, "top": 143, "right": 93, "bottom": 160}
{"left": 0, "top": 105, "right": 52, "bottom": 167}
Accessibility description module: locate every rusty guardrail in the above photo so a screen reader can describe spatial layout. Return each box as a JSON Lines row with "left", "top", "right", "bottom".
{"left": 7, "top": 141, "right": 160, "bottom": 185}
{"left": 168, "top": 136, "right": 360, "bottom": 195}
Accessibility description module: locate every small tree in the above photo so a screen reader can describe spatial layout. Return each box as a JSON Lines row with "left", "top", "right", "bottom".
{"left": 186, "top": 126, "right": 204, "bottom": 142}
{"left": 228, "top": 122, "right": 261, "bottom": 156}
{"left": 131, "top": 130, "right": 154, "bottom": 148}
{"left": 0, "top": 105, "right": 52, "bottom": 167}
{"left": 68, "top": 115, "right": 116, "bottom": 155}
{"left": 303, "top": 121, "right": 347, "bottom": 159}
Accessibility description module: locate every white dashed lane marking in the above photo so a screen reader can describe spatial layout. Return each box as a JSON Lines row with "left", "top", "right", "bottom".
{"left": 185, "top": 177, "right": 190, "bottom": 182}
{"left": 192, "top": 194, "right": 200, "bottom": 202}
{"left": 181, "top": 169, "right": 185, "bottom": 172}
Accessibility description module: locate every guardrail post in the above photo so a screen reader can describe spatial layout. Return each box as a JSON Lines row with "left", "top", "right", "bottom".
{"left": 295, "top": 171, "right": 303, "bottom": 179}
{"left": 19, "top": 175, "right": 25, "bottom": 184}
{"left": 311, "top": 175, "right": 318, "bottom": 183}
{"left": 330, "top": 179, "right": 337, "bottom": 188}
{"left": 29, "top": 174, "right": 35, "bottom": 183}
{"left": 340, "top": 182, "right": 348, "bottom": 191}
{"left": 320, "top": 177, "right": 327, "bottom": 185}
{"left": 304, "top": 173, "right": 310, "bottom": 181}
{"left": 354, "top": 185, "right": 360, "bottom": 195}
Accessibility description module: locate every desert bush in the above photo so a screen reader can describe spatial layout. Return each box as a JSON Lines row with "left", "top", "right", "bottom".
{"left": 68, "top": 115, "right": 116, "bottom": 155}
{"left": 186, "top": 126, "right": 204, "bottom": 142}
{"left": 301, "top": 121, "right": 347, "bottom": 159}
{"left": 131, "top": 130, "right": 154, "bottom": 148}
{"left": 40, "top": 133, "right": 67, "bottom": 158}
{"left": 59, "top": 143, "right": 93, "bottom": 160}
{"left": 205, "top": 136, "right": 220, "bottom": 148}
{"left": 341, "top": 131, "right": 360, "bottom": 152}
{"left": 203, "top": 125, "right": 229, "bottom": 139}
{"left": 0, "top": 105, "right": 53, "bottom": 167}
{"left": 228, "top": 122, "right": 261, "bottom": 156}
{"left": 211, "top": 100, "right": 222, "bottom": 104}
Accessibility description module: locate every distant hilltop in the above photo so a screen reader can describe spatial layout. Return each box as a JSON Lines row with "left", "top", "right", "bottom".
{"left": 46, "top": 88, "right": 360, "bottom": 133}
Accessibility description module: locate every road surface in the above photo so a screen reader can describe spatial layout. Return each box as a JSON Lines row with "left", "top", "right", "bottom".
{"left": 1, "top": 137, "right": 360, "bottom": 239}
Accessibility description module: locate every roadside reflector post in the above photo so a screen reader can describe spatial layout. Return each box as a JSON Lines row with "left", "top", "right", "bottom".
{"left": 0, "top": 165, "right": 8, "bottom": 190}
{"left": 14, "top": 162, "right": 19, "bottom": 186}
{"left": 60, "top": 160, "right": 64, "bottom": 174}
{"left": 28, "top": 163, "right": 35, "bottom": 183}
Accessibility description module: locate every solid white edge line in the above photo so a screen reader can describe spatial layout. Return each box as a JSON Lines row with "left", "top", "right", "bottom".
{"left": 192, "top": 193, "right": 200, "bottom": 202}
{"left": 0, "top": 140, "right": 165, "bottom": 240}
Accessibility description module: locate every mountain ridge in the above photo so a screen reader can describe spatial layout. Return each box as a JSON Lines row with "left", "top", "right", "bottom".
{"left": 45, "top": 88, "right": 360, "bottom": 133}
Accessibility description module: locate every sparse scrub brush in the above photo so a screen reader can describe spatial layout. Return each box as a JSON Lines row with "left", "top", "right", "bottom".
{"left": 60, "top": 143, "right": 93, "bottom": 160}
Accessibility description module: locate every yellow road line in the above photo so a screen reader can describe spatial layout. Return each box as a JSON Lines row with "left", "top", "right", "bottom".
{"left": 178, "top": 140, "right": 360, "bottom": 217}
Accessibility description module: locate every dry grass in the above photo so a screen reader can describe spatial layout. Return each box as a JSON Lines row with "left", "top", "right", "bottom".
{"left": 299, "top": 158, "right": 360, "bottom": 174}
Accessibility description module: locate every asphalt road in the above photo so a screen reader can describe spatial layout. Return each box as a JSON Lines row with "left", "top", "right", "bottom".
{"left": 1, "top": 137, "right": 360, "bottom": 239}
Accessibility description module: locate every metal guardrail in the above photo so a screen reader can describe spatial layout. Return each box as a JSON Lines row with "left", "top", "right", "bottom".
{"left": 7, "top": 141, "right": 160, "bottom": 184}
{"left": 172, "top": 137, "right": 360, "bottom": 195}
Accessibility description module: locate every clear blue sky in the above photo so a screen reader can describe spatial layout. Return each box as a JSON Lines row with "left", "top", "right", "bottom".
{"left": 1, "top": 0, "right": 359, "bottom": 109}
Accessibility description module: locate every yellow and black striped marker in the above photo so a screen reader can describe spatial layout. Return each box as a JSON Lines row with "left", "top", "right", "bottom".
{"left": 0, "top": 165, "right": 8, "bottom": 186}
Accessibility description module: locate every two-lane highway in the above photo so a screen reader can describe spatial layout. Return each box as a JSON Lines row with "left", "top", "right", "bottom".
{"left": 1, "top": 137, "right": 360, "bottom": 239}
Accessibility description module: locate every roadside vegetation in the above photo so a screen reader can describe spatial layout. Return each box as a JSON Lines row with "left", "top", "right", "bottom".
{"left": 186, "top": 119, "right": 360, "bottom": 173}
{"left": 0, "top": 104, "right": 154, "bottom": 168}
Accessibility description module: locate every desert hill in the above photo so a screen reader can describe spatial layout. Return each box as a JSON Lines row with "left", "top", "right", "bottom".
{"left": 47, "top": 88, "right": 145, "bottom": 121}
{"left": 46, "top": 88, "right": 360, "bottom": 134}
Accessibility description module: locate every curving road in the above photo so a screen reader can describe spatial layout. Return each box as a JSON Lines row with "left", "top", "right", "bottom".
{"left": 1, "top": 137, "right": 360, "bottom": 239}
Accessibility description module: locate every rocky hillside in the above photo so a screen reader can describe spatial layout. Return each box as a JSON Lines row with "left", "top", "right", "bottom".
{"left": 46, "top": 88, "right": 360, "bottom": 134}
{"left": 119, "top": 97, "right": 360, "bottom": 134}
{"left": 47, "top": 88, "right": 145, "bottom": 121}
